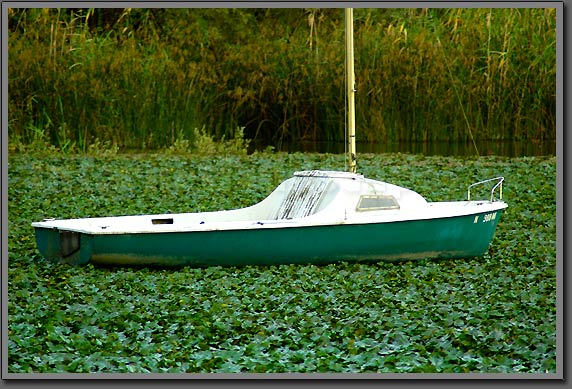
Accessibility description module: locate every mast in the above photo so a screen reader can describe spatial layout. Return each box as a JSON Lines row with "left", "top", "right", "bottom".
{"left": 345, "top": 8, "right": 357, "bottom": 173}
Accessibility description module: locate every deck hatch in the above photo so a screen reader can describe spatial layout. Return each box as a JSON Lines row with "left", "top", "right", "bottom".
{"left": 357, "top": 195, "right": 400, "bottom": 211}
{"left": 152, "top": 218, "right": 174, "bottom": 225}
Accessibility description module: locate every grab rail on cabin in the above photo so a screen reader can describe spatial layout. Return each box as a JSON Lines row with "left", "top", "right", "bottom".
{"left": 467, "top": 177, "right": 504, "bottom": 202}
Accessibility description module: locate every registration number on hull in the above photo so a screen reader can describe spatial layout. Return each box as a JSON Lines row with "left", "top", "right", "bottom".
{"left": 473, "top": 212, "right": 497, "bottom": 224}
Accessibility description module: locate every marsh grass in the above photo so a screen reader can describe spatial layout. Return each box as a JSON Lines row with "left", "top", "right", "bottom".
{"left": 8, "top": 8, "right": 556, "bottom": 152}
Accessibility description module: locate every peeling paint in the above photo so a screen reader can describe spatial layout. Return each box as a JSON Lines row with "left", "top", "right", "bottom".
{"left": 273, "top": 172, "right": 331, "bottom": 220}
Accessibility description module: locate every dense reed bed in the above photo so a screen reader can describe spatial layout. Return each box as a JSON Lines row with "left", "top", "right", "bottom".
{"left": 8, "top": 8, "right": 556, "bottom": 152}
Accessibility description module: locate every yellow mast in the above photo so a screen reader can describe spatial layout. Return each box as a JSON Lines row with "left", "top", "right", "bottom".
{"left": 345, "top": 8, "right": 357, "bottom": 173}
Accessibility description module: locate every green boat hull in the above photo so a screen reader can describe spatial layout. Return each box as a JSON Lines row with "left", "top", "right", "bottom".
{"left": 34, "top": 209, "right": 504, "bottom": 267}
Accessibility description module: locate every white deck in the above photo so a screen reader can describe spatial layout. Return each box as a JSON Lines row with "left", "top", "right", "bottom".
{"left": 32, "top": 170, "right": 507, "bottom": 235}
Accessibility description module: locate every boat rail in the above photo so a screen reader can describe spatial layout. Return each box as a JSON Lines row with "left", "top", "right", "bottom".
{"left": 467, "top": 177, "right": 504, "bottom": 202}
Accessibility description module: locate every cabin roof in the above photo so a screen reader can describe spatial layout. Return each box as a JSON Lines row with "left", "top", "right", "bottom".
{"left": 294, "top": 170, "right": 363, "bottom": 180}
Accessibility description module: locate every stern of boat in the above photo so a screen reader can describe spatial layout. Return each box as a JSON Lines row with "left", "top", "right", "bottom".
{"left": 34, "top": 225, "right": 92, "bottom": 265}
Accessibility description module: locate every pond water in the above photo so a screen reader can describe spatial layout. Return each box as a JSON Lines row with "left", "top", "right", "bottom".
{"left": 254, "top": 139, "right": 556, "bottom": 158}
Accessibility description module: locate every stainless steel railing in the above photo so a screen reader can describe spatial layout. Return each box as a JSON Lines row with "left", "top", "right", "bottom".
{"left": 467, "top": 177, "right": 504, "bottom": 202}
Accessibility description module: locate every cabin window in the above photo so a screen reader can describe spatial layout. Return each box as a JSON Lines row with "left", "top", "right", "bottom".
{"left": 356, "top": 195, "right": 400, "bottom": 211}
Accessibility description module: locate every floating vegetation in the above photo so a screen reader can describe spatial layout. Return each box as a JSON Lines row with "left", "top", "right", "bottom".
{"left": 7, "top": 152, "right": 557, "bottom": 374}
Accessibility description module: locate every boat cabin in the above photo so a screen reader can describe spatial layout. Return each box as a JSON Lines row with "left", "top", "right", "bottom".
{"left": 253, "top": 170, "right": 429, "bottom": 222}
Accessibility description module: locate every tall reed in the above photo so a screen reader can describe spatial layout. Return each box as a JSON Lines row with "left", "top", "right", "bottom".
{"left": 8, "top": 8, "right": 556, "bottom": 152}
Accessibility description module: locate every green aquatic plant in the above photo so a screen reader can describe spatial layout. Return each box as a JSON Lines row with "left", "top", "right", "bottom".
{"left": 7, "top": 152, "right": 557, "bottom": 374}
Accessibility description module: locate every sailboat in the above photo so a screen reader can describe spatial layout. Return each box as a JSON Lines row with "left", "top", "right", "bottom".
{"left": 32, "top": 9, "right": 507, "bottom": 267}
